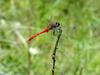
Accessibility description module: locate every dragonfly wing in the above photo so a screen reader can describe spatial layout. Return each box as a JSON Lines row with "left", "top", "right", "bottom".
{"left": 53, "top": 29, "right": 56, "bottom": 35}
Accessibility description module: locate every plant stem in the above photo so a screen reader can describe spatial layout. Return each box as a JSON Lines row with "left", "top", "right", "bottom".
{"left": 27, "top": 45, "right": 31, "bottom": 75}
{"left": 52, "top": 29, "right": 62, "bottom": 75}
{"left": 28, "top": 0, "right": 33, "bottom": 75}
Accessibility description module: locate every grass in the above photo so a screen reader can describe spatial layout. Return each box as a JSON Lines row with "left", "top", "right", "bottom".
{"left": 0, "top": 0, "right": 100, "bottom": 75}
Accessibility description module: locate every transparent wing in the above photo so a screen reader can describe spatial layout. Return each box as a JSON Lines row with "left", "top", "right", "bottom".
{"left": 53, "top": 27, "right": 62, "bottom": 36}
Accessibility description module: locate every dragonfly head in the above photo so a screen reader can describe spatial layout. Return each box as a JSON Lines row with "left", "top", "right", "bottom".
{"left": 47, "top": 22, "right": 60, "bottom": 30}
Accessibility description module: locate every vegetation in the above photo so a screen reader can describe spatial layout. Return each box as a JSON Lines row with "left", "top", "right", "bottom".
{"left": 0, "top": 0, "right": 100, "bottom": 75}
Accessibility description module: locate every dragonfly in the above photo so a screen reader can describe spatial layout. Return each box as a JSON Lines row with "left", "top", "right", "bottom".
{"left": 28, "top": 22, "right": 61, "bottom": 43}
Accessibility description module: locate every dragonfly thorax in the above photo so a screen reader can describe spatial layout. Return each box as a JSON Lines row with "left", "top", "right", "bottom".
{"left": 47, "top": 22, "right": 60, "bottom": 30}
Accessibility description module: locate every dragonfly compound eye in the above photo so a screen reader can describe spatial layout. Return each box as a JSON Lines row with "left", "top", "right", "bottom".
{"left": 55, "top": 22, "right": 60, "bottom": 27}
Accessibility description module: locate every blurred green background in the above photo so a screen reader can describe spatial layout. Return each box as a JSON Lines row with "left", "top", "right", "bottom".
{"left": 0, "top": 0, "right": 100, "bottom": 75}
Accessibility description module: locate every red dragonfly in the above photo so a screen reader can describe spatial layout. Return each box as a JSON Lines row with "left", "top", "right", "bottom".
{"left": 28, "top": 22, "right": 60, "bottom": 43}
